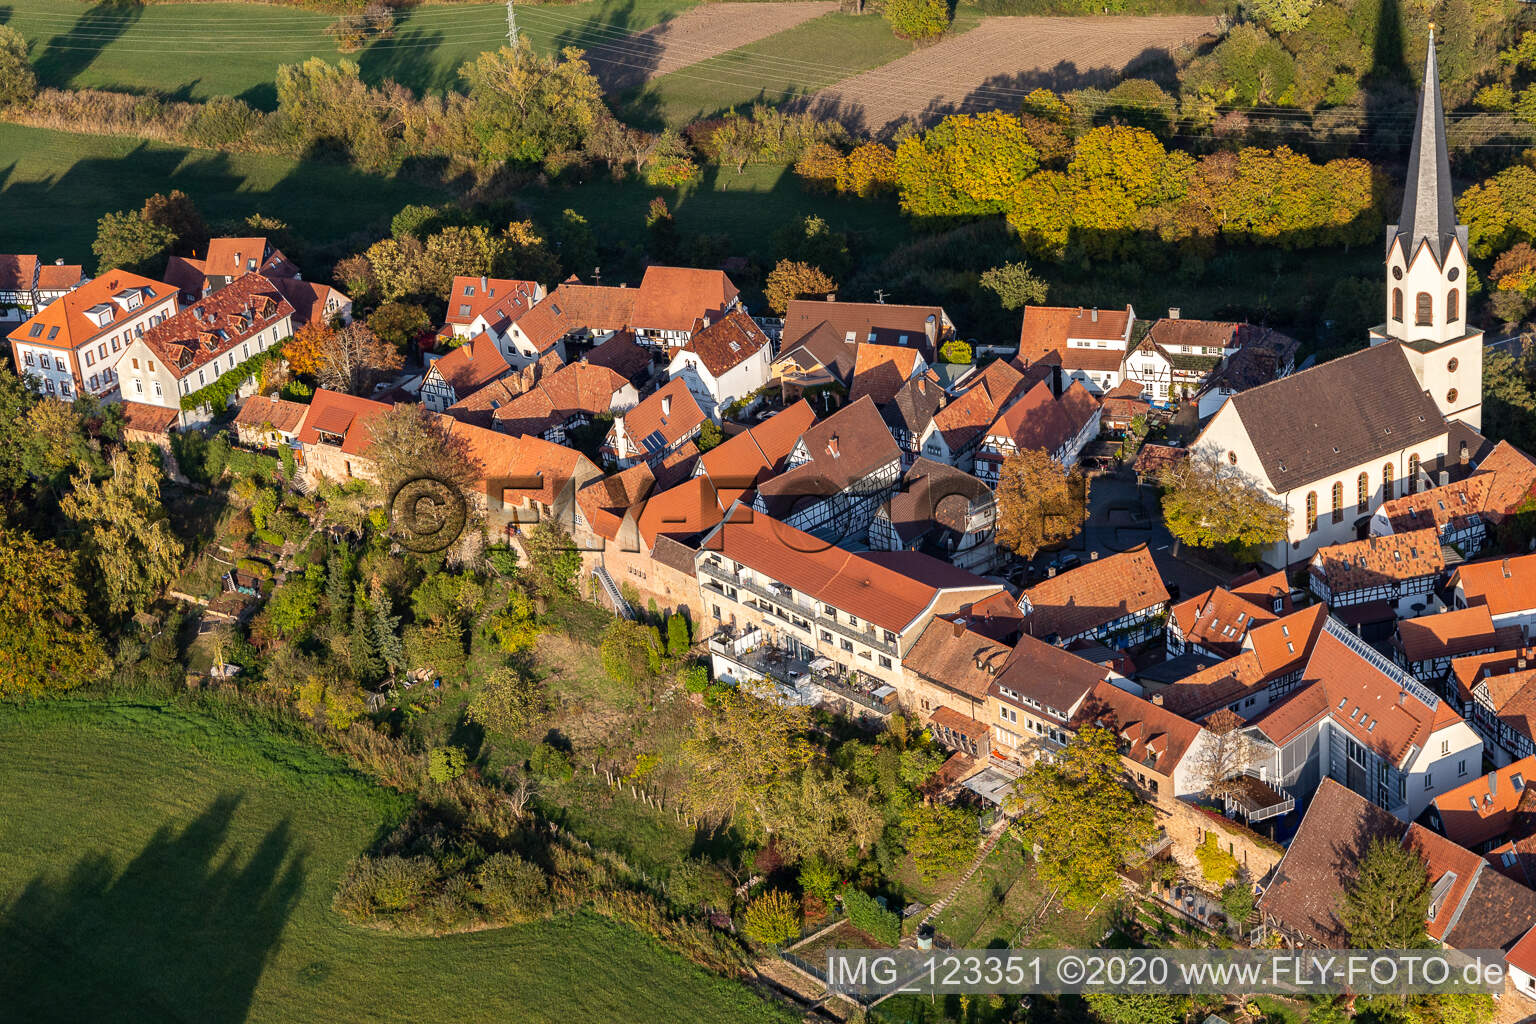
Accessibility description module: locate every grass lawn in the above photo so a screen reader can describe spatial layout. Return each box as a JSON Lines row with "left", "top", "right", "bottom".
{"left": 620, "top": 10, "right": 982, "bottom": 125}
{"left": 2, "top": 0, "right": 699, "bottom": 107}
{"left": 0, "top": 698, "right": 797, "bottom": 1024}
{"left": 0, "top": 123, "right": 449, "bottom": 257}
{"left": 928, "top": 836, "right": 1029, "bottom": 947}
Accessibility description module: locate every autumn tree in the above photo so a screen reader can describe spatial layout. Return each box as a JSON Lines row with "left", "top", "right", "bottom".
{"left": 367, "top": 302, "right": 431, "bottom": 350}
{"left": 902, "top": 802, "right": 979, "bottom": 883}
{"left": 762, "top": 767, "right": 884, "bottom": 867}
{"left": 366, "top": 403, "right": 481, "bottom": 496}
{"left": 0, "top": 26, "right": 36, "bottom": 108}
{"left": 61, "top": 447, "right": 185, "bottom": 617}
{"left": 362, "top": 235, "right": 429, "bottom": 302}
{"left": 1186, "top": 711, "right": 1259, "bottom": 802}
{"left": 0, "top": 523, "right": 108, "bottom": 697}
{"left": 459, "top": 41, "right": 605, "bottom": 164}
{"left": 764, "top": 260, "right": 836, "bottom": 314}
{"left": 837, "top": 142, "right": 898, "bottom": 198}
{"left": 92, "top": 210, "right": 175, "bottom": 276}
{"left": 1341, "top": 837, "right": 1431, "bottom": 949}
{"left": 884, "top": 0, "right": 950, "bottom": 41}
{"left": 1483, "top": 350, "right": 1536, "bottom": 454}
{"left": 421, "top": 224, "right": 502, "bottom": 296}
{"left": 314, "top": 322, "right": 404, "bottom": 395}
{"left": 1009, "top": 725, "right": 1156, "bottom": 908}
{"left": 1160, "top": 450, "right": 1287, "bottom": 554}
{"left": 994, "top": 449, "right": 1087, "bottom": 559}
{"left": 496, "top": 220, "right": 562, "bottom": 284}
{"left": 466, "top": 665, "right": 545, "bottom": 734}
{"left": 793, "top": 142, "right": 846, "bottom": 193}
{"left": 283, "top": 319, "right": 334, "bottom": 378}
{"left": 683, "top": 688, "right": 816, "bottom": 839}
{"left": 142, "top": 190, "right": 208, "bottom": 257}
{"left": 979, "top": 261, "right": 1048, "bottom": 309}
{"left": 741, "top": 890, "right": 799, "bottom": 947}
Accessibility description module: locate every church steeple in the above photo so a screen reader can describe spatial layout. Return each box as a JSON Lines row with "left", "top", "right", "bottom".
{"left": 1389, "top": 29, "right": 1461, "bottom": 265}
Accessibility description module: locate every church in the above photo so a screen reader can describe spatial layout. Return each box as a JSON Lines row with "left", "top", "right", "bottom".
{"left": 1193, "top": 32, "right": 1486, "bottom": 567}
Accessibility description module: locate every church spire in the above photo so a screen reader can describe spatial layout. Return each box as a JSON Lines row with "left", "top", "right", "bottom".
{"left": 1393, "top": 28, "right": 1458, "bottom": 264}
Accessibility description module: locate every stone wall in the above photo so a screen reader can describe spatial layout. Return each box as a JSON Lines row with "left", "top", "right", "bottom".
{"left": 1161, "top": 799, "right": 1285, "bottom": 888}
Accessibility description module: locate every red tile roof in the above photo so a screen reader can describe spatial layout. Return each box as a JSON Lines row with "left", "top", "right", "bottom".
{"left": 977, "top": 379, "right": 1099, "bottom": 463}
{"left": 1397, "top": 605, "right": 1522, "bottom": 665}
{"left": 1433, "top": 756, "right": 1536, "bottom": 850}
{"left": 489, "top": 361, "right": 629, "bottom": 437}
{"left": 696, "top": 399, "right": 816, "bottom": 503}
{"left": 904, "top": 616, "right": 1011, "bottom": 701}
{"left": 1450, "top": 647, "right": 1536, "bottom": 706}
{"left": 234, "top": 394, "right": 308, "bottom": 434}
{"left": 429, "top": 332, "right": 511, "bottom": 397}
{"left": 1376, "top": 475, "right": 1492, "bottom": 536}
{"left": 1019, "top": 545, "right": 1169, "bottom": 641}
{"left": 138, "top": 272, "right": 294, "bottom": 380}
{"left": 703, "top": 511, "right": 998, "bottom": 634}
{"left": 618, "top": 377, "right": 705, "bottom": 454}
{"left": 439, "top": 417, "right": 599, "bottom": 509}
{"left": 8, "top": 270, "right": 175, "bottom": 351}
{"left": 119, "top": 400, "right": 179, "bottom": 436}
{"left": 631, "top": 266, "right": 739, "bottom": 332}
{"left": 1404, "top": 824, "right": 1487, "bottom": 942}
{"left": 296, "top": 388, "right": 393, "bottom": 456}
{"left": 849, "top": 344, "right": 924, "bottom": 405}
{"left": 1072, "top": 681, "right": 1204, "bottom": 777}
{"left": 445, "top": 276, "right": 541, "bottom": 334}
{"left": 1475, "top": 441, "right": 1536, "bottom": 522}
{"left": 930, "top": 358, "right": 1029, "bottom": 453}
{"left": 203, "top": 237, "right": 290, "bottom": 279}
{"left": 782, "top": 300, "right": 947, "bottom": 361}
{"left": 36, "top": 262, "right": 85, "bottom": 292}
{"left": 636, "top": 476, "right": 724, "bottom": 547}
{"left": 1229, "top": 567, "right": 1294, "bottom": 613}
{"left": 1017, "top": 304, "right": 1133, "bottom": 365}
{"left": 991, "top": 632, "right": 1110, "bottom": 720}
{"left": 0, "top": 254, "right": 38, "bottom": 292}
{"left": 1171, "top": 586, "right": 1275, "bottom": 656}
{"left": 753, "top": 396, "right": 899, "bottom": 519}
{"left": 576, "top": 463, "right": 656, "bottom": 542}
{"left": 271, "top": 277, "right": 348, "bottom": 328}
{"left": 1251, "top": 620, "right": 1462, "bottom": 764}
{"left": 1452, "top": 553, "right": 1536, "bottom": 618}
{"left": 1309, "top": 528, "right": 1445, "bottom": 591}
{"left": 516, "top": 282, "right": 639, "bottom": 353}
{"left": 676, "top": 309, "right": 769, "bottom": 377}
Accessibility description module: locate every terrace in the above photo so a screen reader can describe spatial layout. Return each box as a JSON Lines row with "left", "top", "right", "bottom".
{"left": 706, "top": 626, "right": 894, "bottom": 717}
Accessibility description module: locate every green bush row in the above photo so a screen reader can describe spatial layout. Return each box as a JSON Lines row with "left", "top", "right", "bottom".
{"left": 180, "top": 347, "right": 285, "bottom": 413}
{"left": 840, "top": 885, "right": 899, "bottom": 946}
{"left": 236, "top": 557, "right": 274, "bottom": 580}
{"left": 253, "top": 528, "right": 286, "bottom": 548}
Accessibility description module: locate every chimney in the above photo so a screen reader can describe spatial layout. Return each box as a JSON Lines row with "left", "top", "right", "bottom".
{"left": 1168, "top": 307, "right": 1181, "bottom": 320}
{"left": 1521, "top": 657, "right": 1529, "bottom": 670}
{"left": 951, "top": 618, "right": 965, "bottom": 638}
{"left": 661, "top": 395, "right": 672, "bottom": 417}
{"left": 1151, "top": 693, "right": 1164, "bottom": 706}
{"left": 1398, "top": 691, "right": 1407, "bottom": 705}
{"left": 1090, "top": 551, "right": 1099, "bottom": 560}
{"left": 1091, "top": 308, "right": 1099, "bottom": 323}
{"left": 702, "top": 314, "right": 711, "bottom": 329}
{"left": 54, "top": 258, "right": 63, "bottom": 266}
{"left": 825, "top": 293, "right": 836, "bottom": 302}
{"left": 1504, "top": 558, "right": 1513, "bottom": 579}
{"left": 827, "top": 435, "right": 840, "bottom": 457}
{"left": 925, "top": 313, "right": 938, "bottom": 351}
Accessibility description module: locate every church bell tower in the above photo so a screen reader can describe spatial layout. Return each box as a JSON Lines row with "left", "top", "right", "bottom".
{"left": 1370, "top": 29, "right": 1483, "bottom": 430}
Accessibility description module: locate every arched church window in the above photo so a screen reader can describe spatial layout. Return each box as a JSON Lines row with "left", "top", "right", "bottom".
{"left": 1357, "top": 472, "right": 1369, "bottom": 513}
{"left": 1383, "top": 463, "right": 1394, "bottom": 500}
{"left": 1408, "top": 453, "right": 1420, "bottom": 493}
{"left": 1392, "top": 289, "right": 1404, "bottom": 323}
{"left": 1447, "top": 289, "right": 1459, "bottom": 322}
{"left": 1305, "top": 491, "right": 1318, "bottom": 533}
{"left": 1416, "top": 293, "right": 1433, "bottom": 326}
{"left": 1331, "top": 481, "right": 1344, "bottom": 524}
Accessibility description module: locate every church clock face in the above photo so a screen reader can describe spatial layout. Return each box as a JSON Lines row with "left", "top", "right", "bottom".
{"left": 1393, "top": 267, "right": 1403, "bottom": 280}
{"left": 1448, "top": 267, "right": 1460, "bottom": 282}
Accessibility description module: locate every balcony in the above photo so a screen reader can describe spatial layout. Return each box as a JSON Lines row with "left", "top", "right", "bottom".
{"left": 1223, "top": 774, "right": 1295, "bottom": 824}
{"left": 819, "top": 672, "right": 897, "bottom": 717}
{"left": 701, "top": 560, "right": 896, "bottom": 655}
{"left": 707, "top": 628, "right": 892, "bottom": 717}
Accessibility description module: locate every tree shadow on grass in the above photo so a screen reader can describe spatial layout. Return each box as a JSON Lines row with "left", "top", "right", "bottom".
{"left": 0, "top": 793, "right": 305, "bottom": 1023}
{"left": 30, "top": 1, "right": 145, "bottom": 90}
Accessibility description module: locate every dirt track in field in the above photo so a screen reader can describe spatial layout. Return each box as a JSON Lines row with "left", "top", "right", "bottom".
{"left": 800, "top": 14, "right": 1218, "bottom": 134}
{"left": 586, "top": 1, "right": 839, "bottom": 92}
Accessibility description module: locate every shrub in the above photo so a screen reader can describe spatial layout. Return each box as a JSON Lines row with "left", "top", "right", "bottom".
{"left": 741, "top": 889, "right": 800, "bottom": 947}
{"left": 254, "top": 528, "right": 286, "bottom": 548}
{"left": 186, "top": 96, "right": 260, "bottom": 148}
{"left": 884, "top": 0, "right": 951, "bottom": 41}
{"left": 1195, "top": 833, "right": 1240, "bottom": 887}
{"left": 333, "top": 854, "right": 439, "bottom": 919}
{"left": 181, "top": 348, "right": 284, "bottom": 413}
{"left": 680, "top": 664, "right": 710, "bottom": 694}
{"left": 1220, "top": 881, "right": 1255, "bottom": 927}
{"left": 427, "top": 745, "right": 466, "bottom": 783}
{"left": 475, "top": 852, "right": 552, "bottom": 922}
{"left": 235, "top": 557, "right": 273, "bottom": 579}
{"left": 799, "top": 857, "right": 838, "bottom": 905}
{"left": 529, "top": 743, "right": 573, "bottom": 781}
{"left": 841, "top": 885, "right": 899, "bottom": 946}
{"left": 937, "top": 339, "right": 973, "bottom": 364}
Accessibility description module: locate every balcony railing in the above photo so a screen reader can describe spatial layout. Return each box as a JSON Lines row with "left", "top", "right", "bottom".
{"left": 701, "top": 560, "right": 897, "bottom": 655}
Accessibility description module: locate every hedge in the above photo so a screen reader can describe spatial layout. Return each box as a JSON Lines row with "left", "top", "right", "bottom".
{"left": 253, "top": 528, "right": 286, "bottom": 548}
{"left": 236, "top": 557, "right": 274, "bottom": 580}
{"left": 840, "top": 885, "right": 899, "bottom": 947}
{"left": 226, "top": 447, "right": 280, "bottom": 482}
{"left": 180, "top": 347, "right": 285, "bottom": 412}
